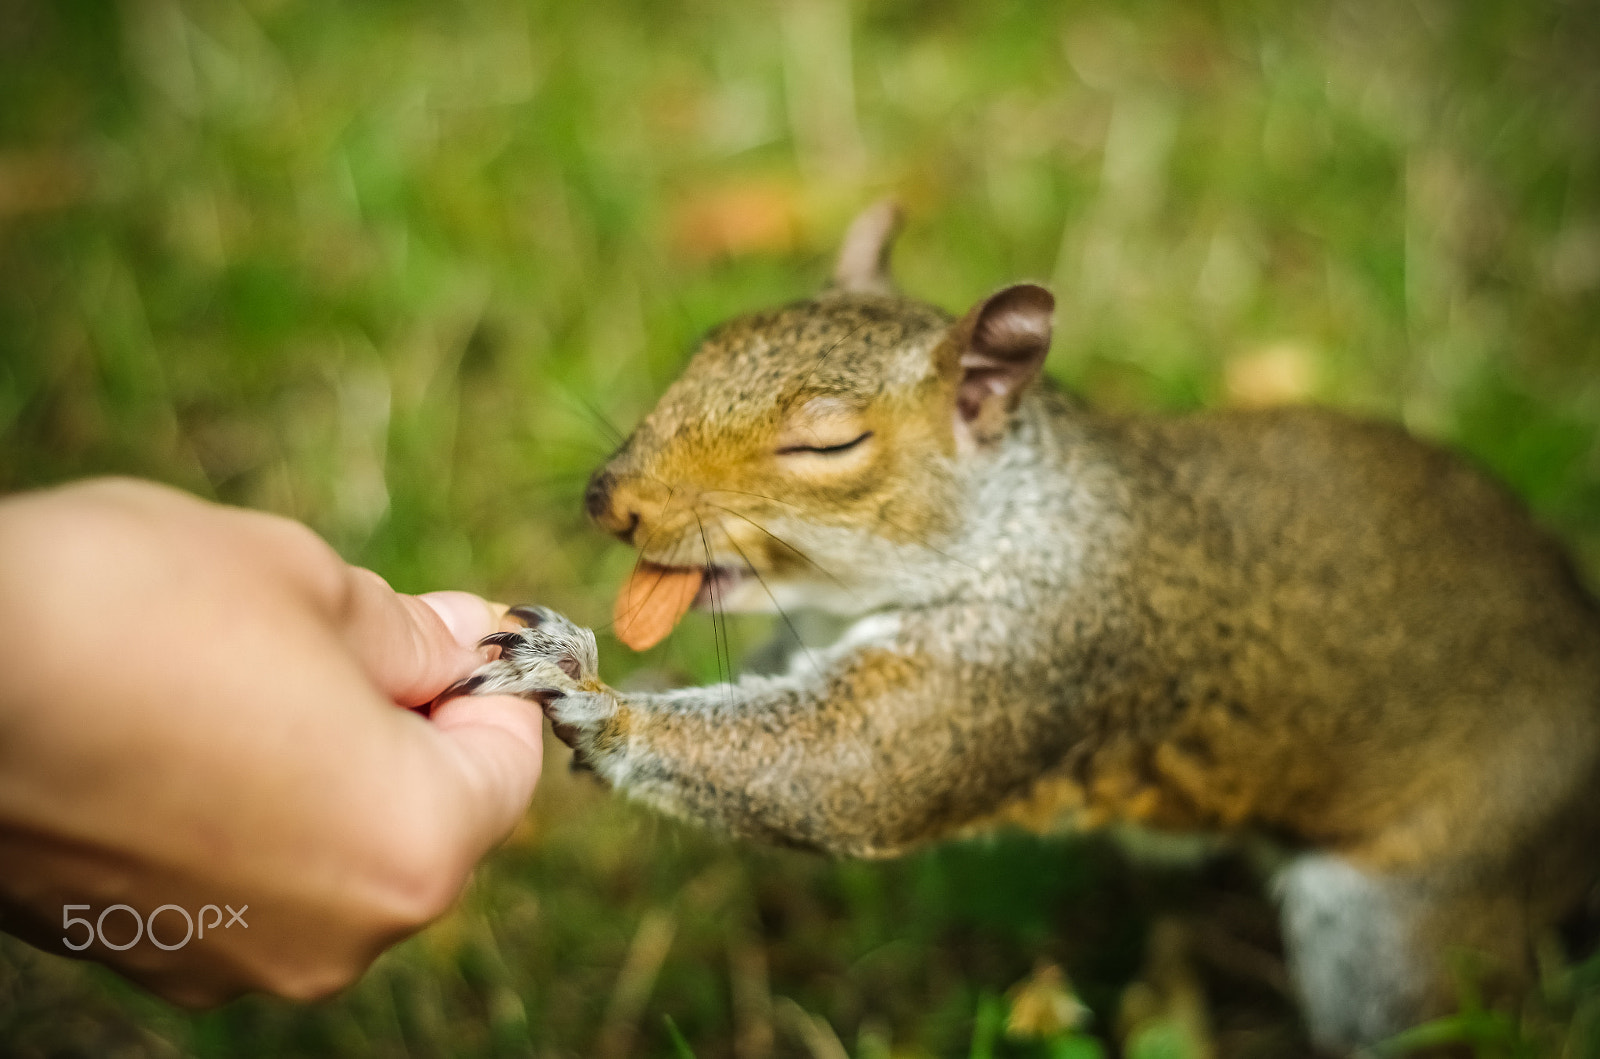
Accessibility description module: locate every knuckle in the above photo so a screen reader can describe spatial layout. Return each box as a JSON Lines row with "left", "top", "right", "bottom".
{"left": 385, "top": 860, "right": 467, "bottom": 931}
{"left": 264, "top": 961, "right": 362, "bottom": 1004}
{"left": 237, "top": 508, "right": 349, "bottom": 606}
{"left": 375, "top": 815, "right": 471, "bottom": 930}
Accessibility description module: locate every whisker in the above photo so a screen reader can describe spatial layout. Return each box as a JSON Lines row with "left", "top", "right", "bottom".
{"left": 702, "top": 516, "right": 892, "bottom": 795}
{"left": 715, "top": 517, "right": 822, "bottom": 679}
{"left": 702, "top": 503, "right": 855, "bottom": 596}
{"left": 703, "top": 489, "right": 976, "bottom": 572}
{"left": 547, "top": 381, "right": 629, "bottom": 450}
{"left": 575, "top": 398, "right": 628, "bottom": 450}
{"left": 875, "top": 512, "right": 980, "bottom": 572}
{"left": 699, "top": 487, "right": 801, "bottom": 510}
{"left": 613, "top": 563, "right": 673, "bottom": 630}
{"left": 694, "top": 513, "right": 735, "bottom": 707}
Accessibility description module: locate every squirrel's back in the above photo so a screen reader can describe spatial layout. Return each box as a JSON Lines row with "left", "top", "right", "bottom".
{"left": 1021, "top": 400, "right": 1600, "bottom": 872}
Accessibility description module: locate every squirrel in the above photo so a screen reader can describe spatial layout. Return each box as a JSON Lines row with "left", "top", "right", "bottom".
{"left": 450, "top": 201, "right": 1600, "bottom": 1052}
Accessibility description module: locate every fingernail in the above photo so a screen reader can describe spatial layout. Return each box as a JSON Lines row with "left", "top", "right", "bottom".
{"left": 419, "top": 591, "right": 497, "bottom": 648}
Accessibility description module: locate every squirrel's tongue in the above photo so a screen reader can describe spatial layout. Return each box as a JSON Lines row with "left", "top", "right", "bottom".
{"left": 614, "top": 561, "right": 704, "bottom": 651}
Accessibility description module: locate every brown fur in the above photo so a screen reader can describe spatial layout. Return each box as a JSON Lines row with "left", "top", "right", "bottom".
{"left": 466, "top": 206, "right": 1600, "bottom": 1052}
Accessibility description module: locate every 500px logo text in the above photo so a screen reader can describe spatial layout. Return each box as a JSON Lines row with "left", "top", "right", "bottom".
{"left": 63, "top": 903, "right": 248, "bottom": 951}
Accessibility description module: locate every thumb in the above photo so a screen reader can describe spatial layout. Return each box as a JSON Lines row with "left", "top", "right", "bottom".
{"left": 333, "top": 570, "right": 496, "bottom": 707}
{"left": 425, "top": 692, "right": 545, "bottom": 854}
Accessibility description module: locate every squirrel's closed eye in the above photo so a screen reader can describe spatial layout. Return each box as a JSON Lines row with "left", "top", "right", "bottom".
{"left": 776, "top": 432, "right": 873, "bottom": 456}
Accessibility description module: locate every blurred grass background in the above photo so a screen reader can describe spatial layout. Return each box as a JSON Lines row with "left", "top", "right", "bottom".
{"left": 2, "top": 0, "right": 1598, "bottom": 1055}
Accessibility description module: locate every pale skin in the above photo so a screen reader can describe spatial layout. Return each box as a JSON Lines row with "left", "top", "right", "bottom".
{"left": 0, "top": 478, "right": 542, "bottom": 1006}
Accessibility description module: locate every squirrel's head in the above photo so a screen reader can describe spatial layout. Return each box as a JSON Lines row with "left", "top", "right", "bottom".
{"left": 586, "top": 202, "right": 1055, "bottom": 622}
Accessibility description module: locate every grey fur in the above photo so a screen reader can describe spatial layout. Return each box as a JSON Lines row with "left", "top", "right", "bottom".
{"left": 461, "top": 226, "right": 1600, "bottom": 1050}
{"left": 1277, "top": 855, "right": 1429, "bottom": 1051}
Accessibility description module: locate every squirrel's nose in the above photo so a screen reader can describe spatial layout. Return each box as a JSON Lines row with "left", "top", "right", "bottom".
{"left": 584, "top": 470, "right": 641, "bottom": 544}
{"left": 583, "top": 471, "right": 613, "bottom": 520}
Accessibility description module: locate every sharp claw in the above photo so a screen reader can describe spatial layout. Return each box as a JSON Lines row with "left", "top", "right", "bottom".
{"left": 478, "top": 631, "right": 528, "bottom": 652}
{"left": 439, "top": 673, "right": 486, "bottom": 700}
{"left": 507, "top": 605, "right": 548, "bottom": 628}
{"left": 548, "top": 717, "right": 582, "bottom": 747}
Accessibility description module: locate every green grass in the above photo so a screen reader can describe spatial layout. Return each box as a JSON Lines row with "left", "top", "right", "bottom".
{"left": 2, "top": 0, "right": 1599, "bottom": 1055}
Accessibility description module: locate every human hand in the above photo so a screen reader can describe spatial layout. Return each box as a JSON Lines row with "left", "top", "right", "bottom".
{"left": 0, "top": 478, "right": 543, "bottom": 1005}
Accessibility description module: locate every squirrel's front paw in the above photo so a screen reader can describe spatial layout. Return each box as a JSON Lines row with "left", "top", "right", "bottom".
{"left": 442, "top": 605, "right": 624, "bottom": 773}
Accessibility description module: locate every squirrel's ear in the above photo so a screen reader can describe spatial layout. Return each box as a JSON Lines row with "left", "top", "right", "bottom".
{"left": 949, "top": 284, "right": 1054, "bottom": 437}
{"left": 829, "top": 199, "right": 902, "bottom": 295}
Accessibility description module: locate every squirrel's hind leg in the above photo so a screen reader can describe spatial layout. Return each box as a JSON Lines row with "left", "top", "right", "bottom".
{"left": 1277, "top": 854, "right": 1429, "bottom": 1051}
{"left": 1277, "top": 853, "right": 1533, "bottom": 1053}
